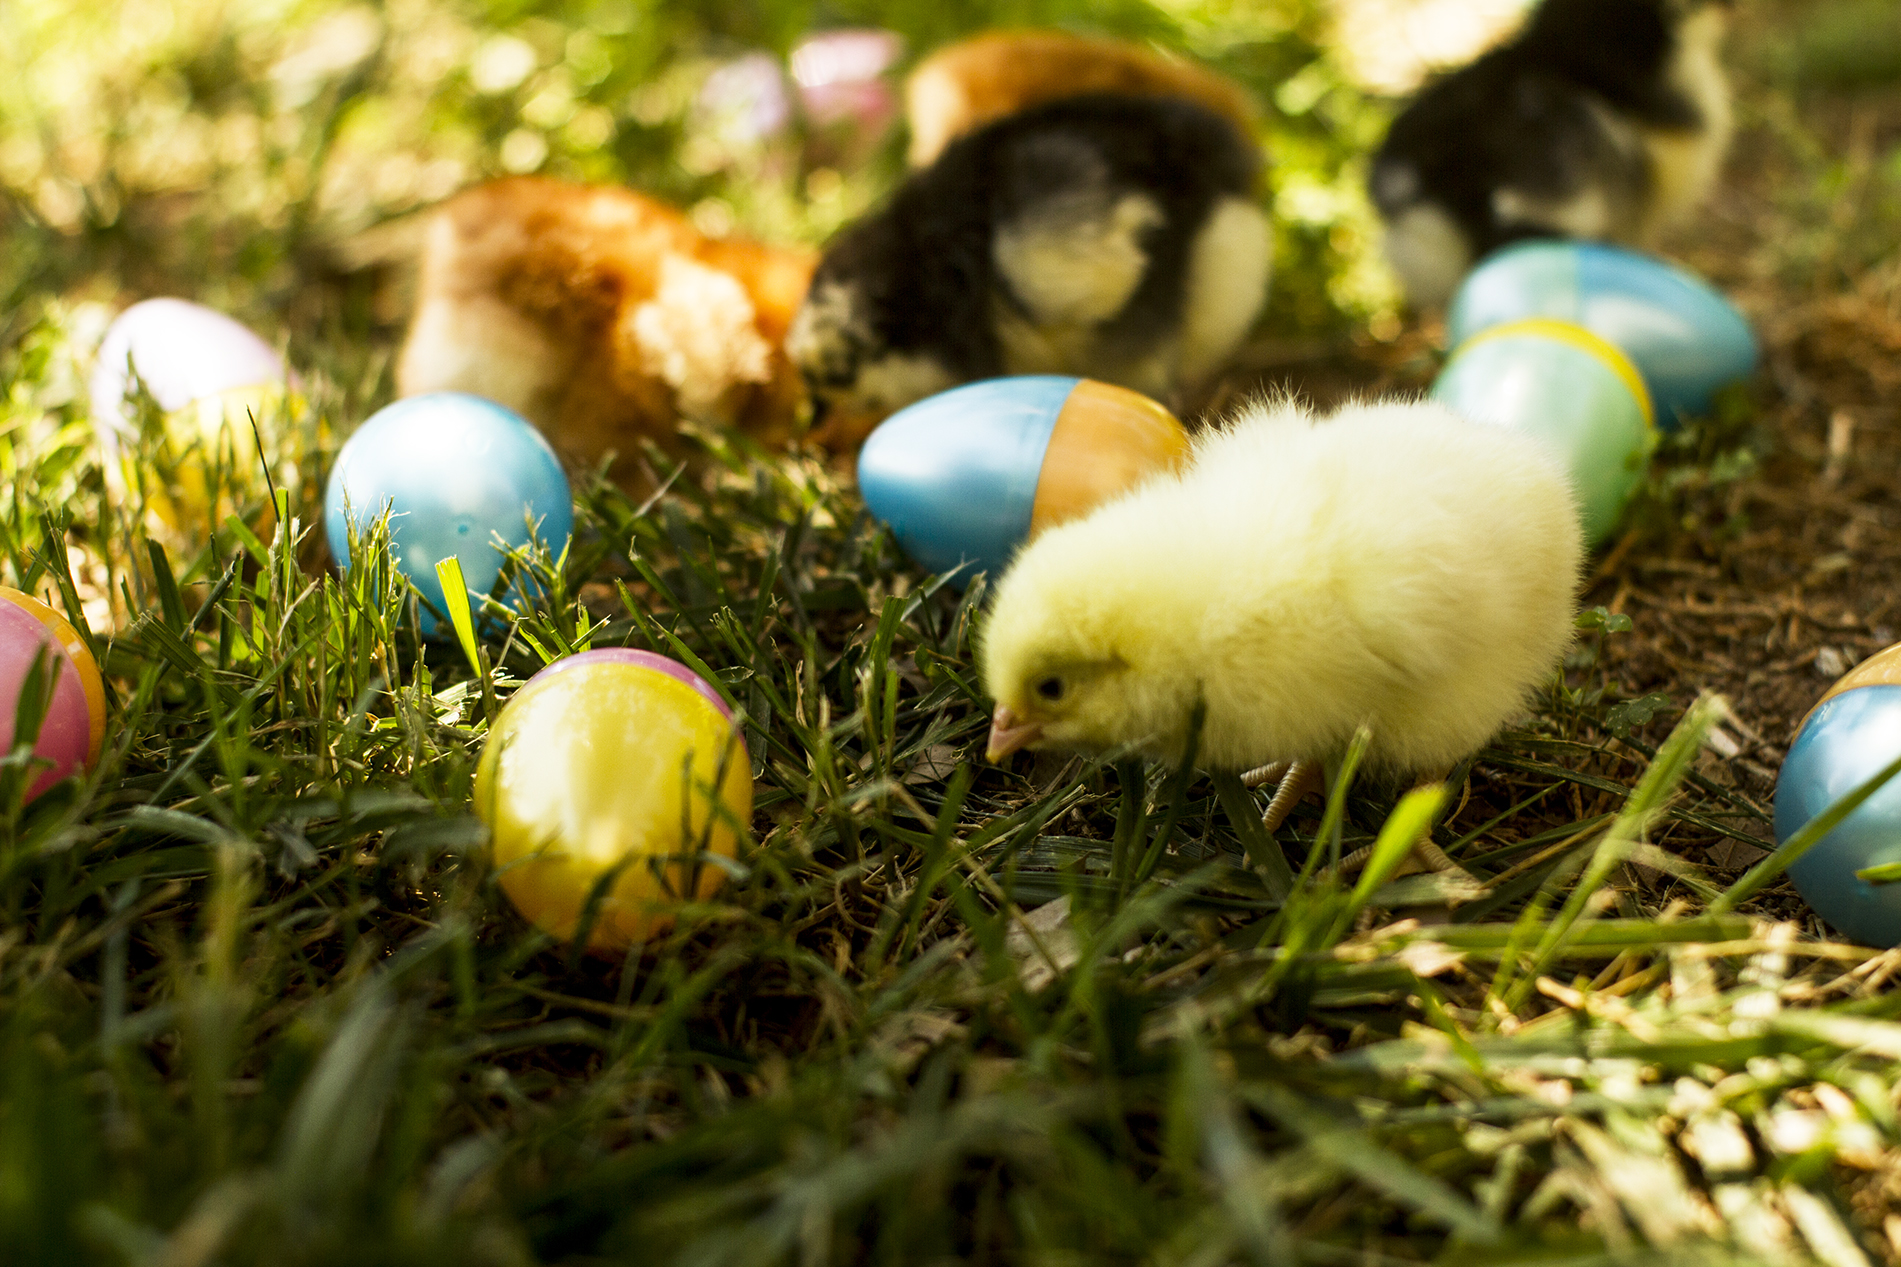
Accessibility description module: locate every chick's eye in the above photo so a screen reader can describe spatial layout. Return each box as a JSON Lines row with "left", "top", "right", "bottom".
{"left": 1035, "top": 676, "right": 1065, "bottom": 701}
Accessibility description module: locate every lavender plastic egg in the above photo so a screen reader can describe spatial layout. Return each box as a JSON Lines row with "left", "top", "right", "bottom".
{"left": 1775, "top": 643, "right": 1901, "bottom": 947}
{"left": 0, "top": 587, "right": 106, "bottom": 801}
{"left": 324, "top": 393, "right": 573, "bottom": 634}
{"left": 90, "top": 298, "right": 298, "bottom": 538}
{"left": 1431, "top": 319, "right": 1655, "bottom": 544}
{"left": 1448, "top": 241, "right": 1758, "bottom": 427}
{"left": 856, "top": 376, "right": 1190, "bottom": 582}
{"left": 696, "top": 53, "right": 794, "bottom": 146}
{"left": 89, "top": 298, "right": 286, "bottom": 438}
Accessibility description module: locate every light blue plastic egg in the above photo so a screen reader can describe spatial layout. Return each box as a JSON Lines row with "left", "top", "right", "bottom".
{"left": 324, "top": 393, "right": 573, "bottom": 632}
{"left": 1449, "top": 241, "right": 1757, "bottom": 427}
{"left": 1775, "top": 644, "right": 1901, "bottom": 947}
{"left": 1432, "top": 320, "right": 1655, "bottom": 545}
{"left": 856, "top": 376, "right": 1188, "bottom": 581}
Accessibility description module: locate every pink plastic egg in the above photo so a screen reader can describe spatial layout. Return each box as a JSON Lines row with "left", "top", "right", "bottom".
{"left": 791, "top": 29, "right": 902, "bottom": 124}
{"left": 790, "top": 29, "right": 902, "bottom": 162}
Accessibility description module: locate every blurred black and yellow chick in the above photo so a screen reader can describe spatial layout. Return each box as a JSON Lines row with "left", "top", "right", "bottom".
{"left": 1370, "top": 0, "right": 1733, "bottom": 308}
{"left": 788, "top": 93, "right": 1270, "bottom": 445}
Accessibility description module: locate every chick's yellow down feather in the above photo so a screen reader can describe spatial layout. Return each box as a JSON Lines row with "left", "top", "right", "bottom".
{"left": 979, "top": 398, "right": 1584, "bottom": 779}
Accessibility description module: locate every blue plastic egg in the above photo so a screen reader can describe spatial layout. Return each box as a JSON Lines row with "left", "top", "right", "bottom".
{"left": 1775, "top": 643, "right": 1901, "bottom": 947}
{"left": 1431, "top": 319, "right": 1654, "bottom": 544}
{"left": 324, "top": 393, "right": 573, "bottom": 632}
{"left": 857, "top": 376, "right": 1189, "bottom": 580}
{"left": 1449, "top": 241, "right": 1757, "bottom": 427}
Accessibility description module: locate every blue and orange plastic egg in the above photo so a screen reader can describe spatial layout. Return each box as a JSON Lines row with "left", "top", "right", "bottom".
{"left": 0, "top": 588, "right": 106, "bottom": 801}
{"left": 324, "top": 392, "right": 573, "bottom": 633}
{"left": 1431, "top": 319, "right": 1655, "bottom": 544}
{"left": 856, "top": 376, "right": 1190, "bottom": 579}
{"left": 1775, "top": 643, "right": 1901, "bottom": 947}
{"left": 475, "top": 649, "right": 751, "bottom": 951}
{"left": 1449, "top": 241, "right": 1757, "bottom": 426}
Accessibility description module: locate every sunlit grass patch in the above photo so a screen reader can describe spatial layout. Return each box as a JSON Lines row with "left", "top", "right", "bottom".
{"left": 2, "top": 301, "right": 1891, "bottom": 1260}
{"left": 1, "top": 0, "right": 1900, "bottom": 1262}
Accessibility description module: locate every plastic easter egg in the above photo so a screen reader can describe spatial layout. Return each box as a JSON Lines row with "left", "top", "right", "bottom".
{"left": 1431, "top": 319, "right": 1654, "bottom": 544}
{"left": 475, "top": 650, "right": 752, "bottom": 951}
{"left": 1775, "top": 643, "right": 1901, "bottom": 947}
{"left": 536, "top": 647, "right": 733, "bottom": 720}
{"left": 857, "top": 376, "right": 1190, "bottom": 580}
{"left": 90, "top": 298, "right": 298, "bottom": 541}
{"left": 0, "top": 587, "right": 106, "bottom": 800}
{"left": 89, "top": 298, "right": 286, "bottom": 436}
{"left": 1448, "top": 241, "right": 1758, "bottom": 427}
{"left": 324, "top": 393, "right": 573, "bottom": 634}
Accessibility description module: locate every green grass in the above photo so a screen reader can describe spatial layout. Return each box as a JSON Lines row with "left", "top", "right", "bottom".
{"left": 3, "top": 1, "right": 1901, "bottom": 1264}
{"left": 1, "top": 335, "right": 1890, "bottom": 1265}
{"left": 1764, "top": 0, "right": 1901, "bottom": 90}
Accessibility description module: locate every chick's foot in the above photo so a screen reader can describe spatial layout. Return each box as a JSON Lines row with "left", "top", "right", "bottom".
{"left": 1239, "top": 760, "right": 1290, "bottom": 789}
{"left": 1391, "top": 772, "right": 1474, "bottom": 880}
{"left": 1260, "top": 759, "right": 1323, "bottom": 834}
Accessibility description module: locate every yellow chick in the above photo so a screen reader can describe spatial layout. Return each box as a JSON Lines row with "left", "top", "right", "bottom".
{"left": 980, "top": 397, "right": 1583, "bottom": 826}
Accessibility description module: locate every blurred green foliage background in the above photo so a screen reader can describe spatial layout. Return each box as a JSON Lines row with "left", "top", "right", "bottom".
{"left": 0, "top": 0, "right": 1399, "bottom": 369}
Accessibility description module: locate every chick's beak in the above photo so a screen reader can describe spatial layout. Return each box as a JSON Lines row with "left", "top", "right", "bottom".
{"left": 986, "top": 706, "right": 1044, "bottom": 764}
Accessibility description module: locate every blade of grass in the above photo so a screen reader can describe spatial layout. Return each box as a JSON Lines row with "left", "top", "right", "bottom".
{"left": 1714, "top": 747, "right": 1901, "bottom": 914}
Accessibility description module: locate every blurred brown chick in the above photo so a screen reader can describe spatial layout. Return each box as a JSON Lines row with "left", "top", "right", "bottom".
{"left": 396, "top": 177, "right": 816, "bottom": 484}
{"left": 904, "top": 29, "right": 1260, "bottom": 168}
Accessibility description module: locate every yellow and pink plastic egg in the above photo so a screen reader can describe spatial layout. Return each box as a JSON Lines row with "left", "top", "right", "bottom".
{"left": 0, "top": 587, "right": 105, "bottom": 800}
{"left": 475, "top": 649, "right": 751, "bottom": 951}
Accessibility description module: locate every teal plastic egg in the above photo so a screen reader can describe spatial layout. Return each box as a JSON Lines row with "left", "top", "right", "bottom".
{"left": 856, "top": 376, "right": 1189, "bottom": 581}
{"left": 1449, "top": 241, "right": 1757, "bottom": 427}
{"left": 324, "top": 393, "right": 573, "bottom": 632}
{"left": 1432, "top": 319, "right": 1655, "bottom": 544}
{"left": 1775, "top": 643, "right": 1901, "bottom": 947}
